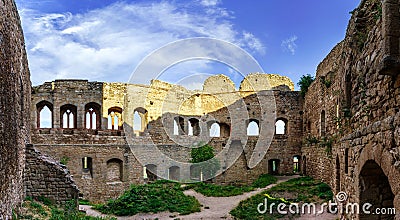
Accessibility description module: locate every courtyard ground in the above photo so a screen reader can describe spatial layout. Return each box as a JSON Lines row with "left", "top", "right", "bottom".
{"left": 80, "top": 175, "right": 338, "bottom": 220}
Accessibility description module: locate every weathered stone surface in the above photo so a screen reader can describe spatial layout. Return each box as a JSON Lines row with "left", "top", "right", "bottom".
{"left": 24, "top": 144, "right": 79, "bottom": 206}
{"left": 0, "top": 0, "right": 31, "bottom": 218}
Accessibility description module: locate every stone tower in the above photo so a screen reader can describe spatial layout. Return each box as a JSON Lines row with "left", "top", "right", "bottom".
{"left": 0, "top": 0, "right": 31, "bottom": 218}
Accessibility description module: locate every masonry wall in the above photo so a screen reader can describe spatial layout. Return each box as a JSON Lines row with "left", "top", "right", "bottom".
{"left": 24, "top": 144, "right": 79, "bottom": 206}
{"left": 31, "top": 74, "right": 302, "bottom": 202}
{"left": 0, "top": 0, "right": 31, "bottom": 218}
{"left": 302, "top": 0, "right": 400, "bottom": 219}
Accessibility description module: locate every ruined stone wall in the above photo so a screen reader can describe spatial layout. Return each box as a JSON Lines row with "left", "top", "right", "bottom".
{"left": 0, "top": 0, "right": 31, "bottom": 218}
{"left": 302, "top": 0, "right": 400, "bottom": 218}
{"left": 24, "top": 144, "right": 79, "bottom": 206}
{"left": 34, "top": 144, "right": 142, "bottom": 203}
{"left": 31, "top": 73, "right": 301, "bottom": 202}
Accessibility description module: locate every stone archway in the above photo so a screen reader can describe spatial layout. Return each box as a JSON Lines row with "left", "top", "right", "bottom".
{"left": 359, "top": 160, "right": 394, "bottom": 220}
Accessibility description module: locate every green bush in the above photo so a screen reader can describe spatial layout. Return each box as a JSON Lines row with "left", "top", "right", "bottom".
{"left": 94, "top": 180, "right": 201, "bottom": 216}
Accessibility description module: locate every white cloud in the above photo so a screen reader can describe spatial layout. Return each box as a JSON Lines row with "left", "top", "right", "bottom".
{"left": 18, "top": 1, "right": 265, "bottom": 85}
{"left": 281, "top": 35, "right": 298, "bottom": 55}
{"left": 199, "top": 0, "right": 221, "bottom": 7}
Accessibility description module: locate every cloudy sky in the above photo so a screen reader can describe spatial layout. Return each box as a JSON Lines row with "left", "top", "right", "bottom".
{"left": 15, "top": 0, "right": 359, "bottom": 89}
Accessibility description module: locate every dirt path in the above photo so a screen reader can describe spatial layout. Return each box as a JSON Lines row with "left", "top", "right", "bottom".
{"left": 80, "top": 175, "right": 337, "bottom": 220}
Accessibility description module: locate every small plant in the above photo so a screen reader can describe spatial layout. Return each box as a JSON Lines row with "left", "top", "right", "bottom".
{"left": 304, "top": 135, "right": 319, "bottom": 145}
{"left": 60, "top": 156, "right": 70, "bottom": 166}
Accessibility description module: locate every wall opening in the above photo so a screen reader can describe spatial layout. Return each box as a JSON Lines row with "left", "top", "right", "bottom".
{"left": 188, "top": 118, "right": 200, "bottom": 136}
{"left": 293, "top": 155, "right": 300, "bottom": 173}
{"left": 275, "top": 118, "right": 287, "bottom": 135}
{"left": 173, "top": 119, "right": 179, "bottom": 135}
{"left": 247, "top": 119, "right": 259, "bottom": 136}
{"left": 144, "top": 164, "right": 157, "bottom": 182}
{"left": 174, "top": 116, "right": 185, "bottom": 135}
{"left": 268, "top": 159, "right": 280, "bottom": 175}
{"left": 302, "top": 155, "right": 307, "bottom": 175}
{"left": 335, "top": 155, "right": 340, "bottom": 192}
{"left": 168, "top": 166, "right": 180, "bottom": 181}
{"left": 220, "top": 123, "right": 230, "bottom": 137}
{"left": 60, "top": 104, "right": 77, "bottom": 128}
{"left": 82, "top": 157, "right": 93, "bottom": 178}
{"left": 209, "top": 122, "right": 220, "bottom": 137}
{"left": 133, "top": 107, "right": 148, "bottom": 134}
{"left": 85, "top": 102, "right": 101, "bottom": 129}
{"left": 359, "top": 160, "right": 394, "bottom": 219}
{"left": 108, "top": 107, "right": 122, "bottom": 130}
{"left": 320, "top": 110, "right": 326, "bottom": 137}
{"left": 106, "top": 158, "right": 123, "bottom": 182}
{"left": 344, "top": 148, "right": 349, "bottom": 174}
{"left": 36, "top": 101, "right": 53, "bottom": 128}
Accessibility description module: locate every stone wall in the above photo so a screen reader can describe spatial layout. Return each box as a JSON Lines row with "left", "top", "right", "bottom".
{"left": 0, "top": 0, "right": 31, "bottom": 218}
{"left": 31, "top": 74, "right": 303, "bottom": 202}
{"left": 302, "top": 0, "right": 400, "bottom": 219}
{"left": 24, "top": 144, "right": 79, "bottom": 206}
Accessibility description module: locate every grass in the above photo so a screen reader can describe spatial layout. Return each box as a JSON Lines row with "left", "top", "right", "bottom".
{"left": 185, "top": 174, "right": 278, "bottom": 197}
{"left": 94, "top": 180, "right": 201, "bottom": 216}
{"left": 16, "top": 197, "right": 115, "bottom": 220}
{"left": 230, "top": 176, "right": 333, "bottom": 220}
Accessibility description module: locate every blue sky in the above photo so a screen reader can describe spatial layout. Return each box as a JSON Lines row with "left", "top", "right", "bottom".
{"left": 15, "top": 0, "right": 360, "bottom": 90}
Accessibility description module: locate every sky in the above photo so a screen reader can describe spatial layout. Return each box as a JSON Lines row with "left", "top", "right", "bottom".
{"left": 15, "top": 0, "right": 360, "bottom": 90}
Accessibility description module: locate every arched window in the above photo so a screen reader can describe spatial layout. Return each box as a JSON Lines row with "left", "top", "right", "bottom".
{"left": 174, "top": 116, "right": 185, "bottom": 135}
{"left": 275, "top": 119, "right": 287, "bottom": 135}
{"left": 247, "top": 120, "right": 259, "bottom": 136}
{"left": 85, "top": 102, "right": 101, "bottom": 129}
{"left": 188, "top": 118, "right": 200, "bottom": 136}
{"left": 60, "top": 104, "right": 77, "bottom": 128}
{"left": 133, "top": 107, "right": 148, "bottom": 133}
{"left": 209, "top": 122, "right": 220, "bottom": 137}
{"left": 36, "top": 101, "right": 53, "bottom": 128}
{"left": 108, "top": 107, "right": 122, "bottom": 130}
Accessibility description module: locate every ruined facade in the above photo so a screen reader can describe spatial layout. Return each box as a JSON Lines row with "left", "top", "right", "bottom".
{"left": 1, "top": 0, "right": 398, "bottom": 219}
{"left": 31, "top": 74, "right": 302, "bottom": 202}
{"left": 0, "top": 0, "right": 31, "bottom": 218}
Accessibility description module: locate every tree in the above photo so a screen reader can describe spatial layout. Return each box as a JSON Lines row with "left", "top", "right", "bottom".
{"left": 297, "top": 74, "right": 315, "bottom": 97}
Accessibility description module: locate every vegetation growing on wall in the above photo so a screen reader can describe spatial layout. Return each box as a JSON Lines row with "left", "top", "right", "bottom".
{"left": 297, "top": 74, "right": 315, "bottom": 97}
